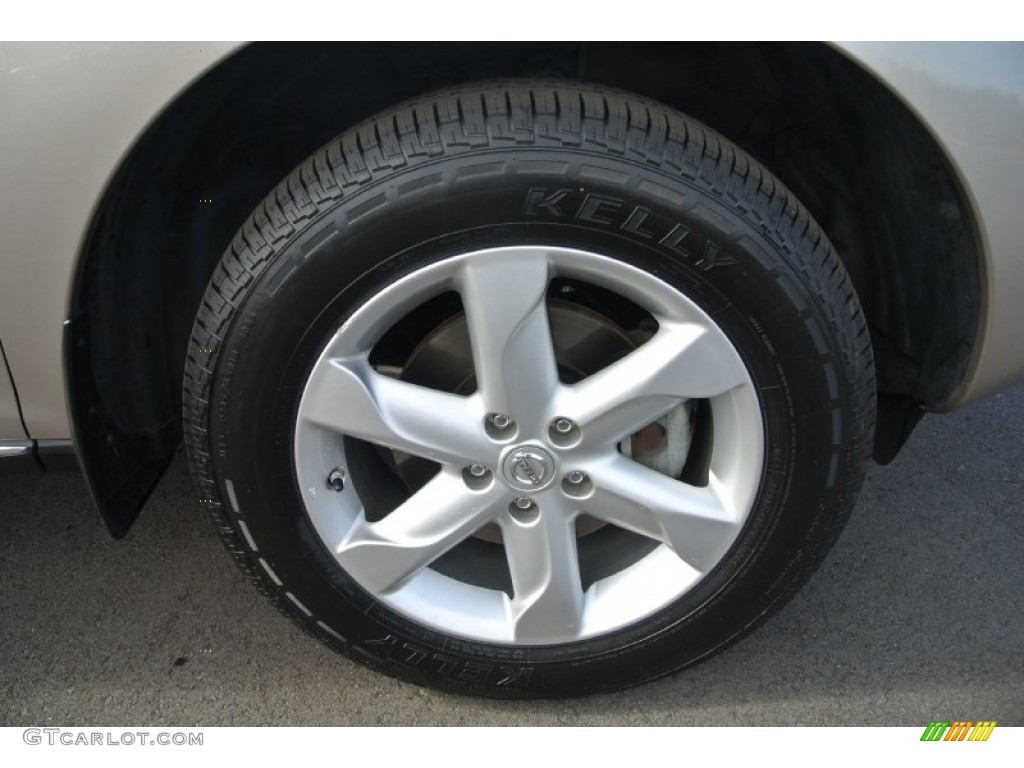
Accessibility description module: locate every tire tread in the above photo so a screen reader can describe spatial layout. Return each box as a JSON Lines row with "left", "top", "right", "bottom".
{"left": 183, "top": 80, "right": 876, "bottom": 696}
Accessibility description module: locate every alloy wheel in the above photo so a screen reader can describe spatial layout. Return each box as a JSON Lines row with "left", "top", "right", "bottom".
{"left": 294, "top": 245, "right": 764, "bottom": 645}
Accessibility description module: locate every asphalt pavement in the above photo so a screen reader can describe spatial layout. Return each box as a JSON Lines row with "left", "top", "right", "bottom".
{"left": 1, "top": 385, "right": 1022, "bottom": 726}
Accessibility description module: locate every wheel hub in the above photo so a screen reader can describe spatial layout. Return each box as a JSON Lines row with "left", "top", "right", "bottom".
{"left": 501, "top": 444, "right": 557, "bottom": 492}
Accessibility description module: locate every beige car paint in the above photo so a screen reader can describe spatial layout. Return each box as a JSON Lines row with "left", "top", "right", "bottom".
{"left": 838, "top": 42, "right": 1024, "bottom": 409}
{"left": 0, "top": 42, "right": 240, "bottom": 439}
{"left": 0, "top": 42, "right": 1021, "bottom": 440}
{"left": 0, "top": 343, "right": 26, "bottom": 437}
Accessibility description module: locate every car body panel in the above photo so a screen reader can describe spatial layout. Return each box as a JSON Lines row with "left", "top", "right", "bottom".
{"left": 0, "top": 42, "right": 1021, "bottom": 442}
{"left": 0, "top": 42, "right": 240, "bottom": 439}
{"left": 0, "top": 341, "right": 27, "bottom": 437}
{"left": 837, "top": 42, "right": 1024, "bottom": 408}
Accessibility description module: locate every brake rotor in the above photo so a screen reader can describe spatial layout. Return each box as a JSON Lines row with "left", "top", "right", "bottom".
{"left": 400, "top": 299, "right": 637, "bottom": 393}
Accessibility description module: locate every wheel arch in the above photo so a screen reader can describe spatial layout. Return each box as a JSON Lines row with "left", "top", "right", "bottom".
{"left": 67, "top": 42, "right": 983, "bottom": 536}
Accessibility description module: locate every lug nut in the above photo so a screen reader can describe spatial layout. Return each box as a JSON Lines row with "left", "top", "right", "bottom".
{"left": 327, "top": 468, "right": 345, "bottom": 492}
{"left": 462, "top": 464, "right": 493, "bottom": 490}
{"left": 549, "top": 417, "right": 581, "bottom": 447}
{"left": 485, "top": 413, "right": 518, "bottom": 442}
{"left": 561, "top": 469, "right": 593, "bottom": 498}
{"left": 508, "top": 495, "right": 540, "bottom": 522}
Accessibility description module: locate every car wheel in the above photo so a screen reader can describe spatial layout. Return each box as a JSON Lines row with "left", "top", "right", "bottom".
{"left": 183, "top": 81, "right": 875, "bottom": 697}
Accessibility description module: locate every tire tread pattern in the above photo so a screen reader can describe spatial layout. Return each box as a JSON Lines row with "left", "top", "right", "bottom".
{"left": 182, "top": 80, "right": 876, "bottom": 695}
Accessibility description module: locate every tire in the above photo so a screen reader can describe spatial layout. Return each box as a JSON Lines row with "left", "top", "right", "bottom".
{"left": 183, "top": 80, "right": 875, "bottom": 697}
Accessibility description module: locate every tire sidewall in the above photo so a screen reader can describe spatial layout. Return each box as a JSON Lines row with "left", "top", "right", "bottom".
{"left": 208, "top": 149, "right": 854, "bottom": 695}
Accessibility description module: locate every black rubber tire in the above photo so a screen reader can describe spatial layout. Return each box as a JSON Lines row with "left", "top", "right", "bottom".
{"left": 183, "top": 80, "right": 875, "bottom": 698}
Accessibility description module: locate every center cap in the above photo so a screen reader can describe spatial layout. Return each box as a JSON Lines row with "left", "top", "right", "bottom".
{"left": 501, "top": 445, "right": 557, "bottom": 492}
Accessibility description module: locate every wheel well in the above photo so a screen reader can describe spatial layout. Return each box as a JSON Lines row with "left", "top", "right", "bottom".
{"left": 69, "top": 42, "right": 981, "bottom": 535}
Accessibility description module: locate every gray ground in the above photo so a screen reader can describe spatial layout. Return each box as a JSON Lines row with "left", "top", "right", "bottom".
{"left": 1, "top": 386, "right": 1021, "bottom": 726}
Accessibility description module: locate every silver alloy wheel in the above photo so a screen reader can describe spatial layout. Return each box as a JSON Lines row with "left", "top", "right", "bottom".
{"left": 294, "top": 245, "right": 764, "bottom": 645}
